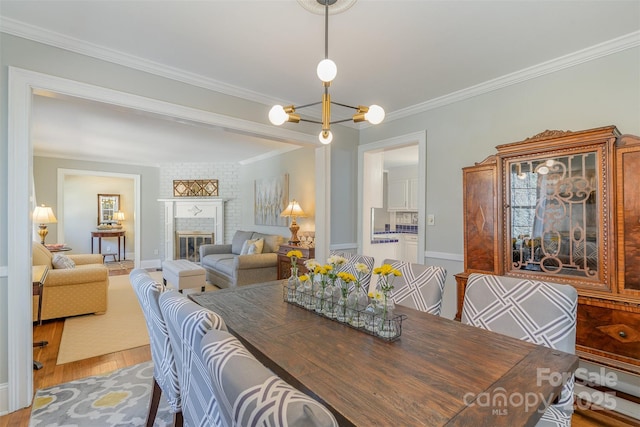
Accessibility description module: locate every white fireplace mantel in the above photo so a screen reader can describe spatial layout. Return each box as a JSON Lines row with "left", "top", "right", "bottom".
{"left": 159, "top": 198, "right": 225, "bottom": 260}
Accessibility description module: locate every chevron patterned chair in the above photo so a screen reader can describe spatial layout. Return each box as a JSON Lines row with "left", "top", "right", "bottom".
{"left": 130, "top": 269, "right": 183, "bottom": 427}
{"left": 461, "top": 273, "right": 578, "bottom": 427}
{"left": 159, "top": 290, "right": 228, "bottom": 427}
{"left": 200, "top": 328, "right": 339, "bottom": 427}
{"left": 336, "top": 254, "right": 375, "bottom": 293}
{"left": 380, "top": 259, "right": 447, "bottom": 315}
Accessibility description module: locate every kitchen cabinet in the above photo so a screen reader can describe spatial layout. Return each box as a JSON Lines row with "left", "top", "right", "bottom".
{"left": 387, "top": 179, "right": 408, "bottom": 210}
{"left": 401, "top": 234, "right": 418, "bottom": 263}
{"left": 388, "top": 178, "right": 418, "bottom": 211}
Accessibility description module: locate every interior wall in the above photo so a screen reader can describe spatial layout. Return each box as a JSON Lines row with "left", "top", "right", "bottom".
{"left": 33, "top": 157, "right": 160, "bottom": 261}
{"left": 359, "top": 46, "right": 640, "bottom": 320}
{"left": 63, "top": 175, "right": 134, "bottom": 256}
{"left": 239, "top": 146, "right": 316, "bottom": 240}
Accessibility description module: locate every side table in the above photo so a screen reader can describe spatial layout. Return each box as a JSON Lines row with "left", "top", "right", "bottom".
{"left": 91, "top": 230, "right": 125, "bottom": 261}
{"left": 277, "top": 244, "right": 315, "bottom": 279}
{"left": 32, "top": 264, "right": 49, "bottom": 370}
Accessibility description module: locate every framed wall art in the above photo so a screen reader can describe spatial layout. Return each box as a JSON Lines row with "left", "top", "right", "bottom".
{"left": 254, "top": 174, "right": 288, "bottom": 226}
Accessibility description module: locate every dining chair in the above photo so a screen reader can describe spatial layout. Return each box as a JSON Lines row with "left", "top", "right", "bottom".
{"left": 380, "top": 259, "right": 447, "bottom": 315}
{"left": 159, "top": 290, "right": 228, "bottom": 427}
{"left": 337, "top": 254, "right": 375, "bottom": 293}
{"left": 461, "top": 273, "right": 578, "bottom": 427}
{"left": 200, "top": 328, "right": 339, "bottom": 427}
{"left": 129, "top": 269, "right": 183, "bottom": 427}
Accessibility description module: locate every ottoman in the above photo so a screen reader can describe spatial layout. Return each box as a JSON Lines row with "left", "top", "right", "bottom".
{"left": 162, "top": 259, "right": 206, "bottom": 293}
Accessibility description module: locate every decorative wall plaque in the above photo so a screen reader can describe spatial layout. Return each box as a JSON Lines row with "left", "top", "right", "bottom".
{"left": 173, "top": 179, "right": 219, "bottom": 197}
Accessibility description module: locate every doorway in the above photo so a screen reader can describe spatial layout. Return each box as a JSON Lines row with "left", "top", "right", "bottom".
{"left": 358, "top": 131, "right": 426, "bottom": 264}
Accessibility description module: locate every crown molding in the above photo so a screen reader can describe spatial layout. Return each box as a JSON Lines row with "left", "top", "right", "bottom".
{"left": 383, "top": 30, "right": 640, "bottom": 124}
{"left": 2, "top": 16, "right": 638, "bottom": 124}
{"left": 0, "top": 16, "right": 276, "bottom": 106}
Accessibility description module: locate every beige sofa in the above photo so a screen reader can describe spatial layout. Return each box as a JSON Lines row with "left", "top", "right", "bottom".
{"left": 199, "top": 230, "right": 284, "bottom": 288}
{"left": 32, "top": 242, "right": 109, "bottom": 321}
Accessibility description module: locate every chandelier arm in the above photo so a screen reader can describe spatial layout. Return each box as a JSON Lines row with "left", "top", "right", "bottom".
{"left": 299, "top": 118, "right": 324, "bottom": 124}
{"left": 295, "top": 101, "right": 323, "bottom": 110}
{"left": 330, "top": 101, "right": 359, "bottom": 110}
{"left": 329, "top": 118, "right": 355, "bottom": 124}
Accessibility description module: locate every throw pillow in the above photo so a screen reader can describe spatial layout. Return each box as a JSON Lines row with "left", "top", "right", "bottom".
{"left": 52, "top": 254, "right": 76, "bottom": 269}
{"left": 247, "top": 238, "right": 264, "bottom": 255}
{"left": 240, "top": 238, "right": 264, "bottom": 255}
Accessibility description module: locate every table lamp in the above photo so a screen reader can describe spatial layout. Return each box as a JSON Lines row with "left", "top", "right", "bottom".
{"left": 113, "top": 211, "right": 125, "bottom": 227}
{"left": 33, "top": 205, "right": 58, "bottom": 245}
{"left": 280, "top": 199, "right": 306, "bottom": 245}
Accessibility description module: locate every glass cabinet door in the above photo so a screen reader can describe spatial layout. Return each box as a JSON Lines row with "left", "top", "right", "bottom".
{"left": 506, "top": 151, "right": 603, "bottom": 283}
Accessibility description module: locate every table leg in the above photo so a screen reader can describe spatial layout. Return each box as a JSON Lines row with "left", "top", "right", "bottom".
{"left": 91, "top": 236, "right": 94, "bottom": 254}
{"left": 123, "top": 235, "right": 126, "bottom": 261}
{"left": 117, "top": 235, "right": 121, "bottom": 262}
{"left": 98, "top": 237, "right": 102, "bottom": 255}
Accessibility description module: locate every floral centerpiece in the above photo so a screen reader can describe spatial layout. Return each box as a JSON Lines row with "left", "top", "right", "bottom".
{"left": 314, "top": 264, "right": 332, "bottom": 313}
{"left": 323, "top": 255, "right": 347, "bottom": 318}
{"left": 336, "top": 271, "right": 356, "bottom": 322}
{"left": 285, "top": 249, "right": 303, "bottom": 302}
{"left": 347, "top": 263, "right": 370, "bottom": 327}
{"left": 373, "top": 263, "right": 402, "bottom": 337}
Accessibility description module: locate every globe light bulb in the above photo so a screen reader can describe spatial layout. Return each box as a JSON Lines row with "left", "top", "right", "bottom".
{"left": 364, "top": 104, "right": 385, "bottom": 124}
{"left": 319, "top": 130, "right": 333, "bottom": 144}
{"left": 317, "top": 59, "right": 337, "bottom": 82}
{"left": 269, "top": 105, "right": 288, "bottom": 126}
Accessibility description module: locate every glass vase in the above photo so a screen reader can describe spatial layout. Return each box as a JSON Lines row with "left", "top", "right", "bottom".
{"left": 336, "top": 286, "right": 349, "bottom": 323}
{"left": 286, "top": 267, "right": 299, "bottom": 303}
{"left": 347, "top": 285, "right": 368, "bottom": 328}
{"left": 377, "top": 295, "right": 398, "bottom": 339}
{"left": 322, "top": 279, "right": 338, "bottom": 318}
{"left": 315, "top": 278, "right": 327, "bottom": 313}
{"left": 363, "top": 298, "right": 380, "bottom": 332}
{"left": 303, "top": 277, "right": 316, "bottom": 310}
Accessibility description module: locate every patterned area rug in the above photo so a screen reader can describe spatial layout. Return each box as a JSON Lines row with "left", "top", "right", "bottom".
{"left": 30, "top": 362, "right": 173, "bottom": 427}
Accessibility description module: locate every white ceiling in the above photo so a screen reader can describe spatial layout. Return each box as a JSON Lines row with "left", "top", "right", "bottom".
{"left": 2, "top": 0, "right": 639, "bottom": 166}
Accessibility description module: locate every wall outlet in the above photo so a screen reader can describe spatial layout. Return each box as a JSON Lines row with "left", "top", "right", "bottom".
{"left": 105, "top": 245, "right": 112, "bottom": 252}
{"left": 427, "top": 214, "right": 435, "bottom": 226}
{"left": 153, "top": 249, "right": 159, "bottom": 255}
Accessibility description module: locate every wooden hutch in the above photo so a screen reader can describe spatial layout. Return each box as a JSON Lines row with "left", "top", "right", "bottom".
{"left": 455, "top": 126, "right": 640, "bottom": 374}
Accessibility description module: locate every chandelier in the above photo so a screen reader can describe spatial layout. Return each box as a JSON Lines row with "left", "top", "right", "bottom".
{"left": 268, "top": 0, "right": 385, "bottom": 144}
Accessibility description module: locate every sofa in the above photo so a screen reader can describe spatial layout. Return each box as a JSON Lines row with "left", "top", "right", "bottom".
{"left": 199, "top": 230, "right": 284, "bottom": 288}
{"left": 32, "top": 241, "right": 109, "bottom": 321}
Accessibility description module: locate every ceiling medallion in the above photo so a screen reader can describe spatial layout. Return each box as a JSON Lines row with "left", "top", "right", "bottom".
{"left": 296, "top": 0, "right": 357, "bottom": 15}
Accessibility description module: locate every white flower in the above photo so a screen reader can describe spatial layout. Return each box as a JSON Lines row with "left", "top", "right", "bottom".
{"left": 327, "top": 255, "right": 347, "bottom": 266}
{"left": 304, "top": 259, "right": 320, "bottom": 271}
{"left": 355, "top": 263, "right": 370, "bottom": 274}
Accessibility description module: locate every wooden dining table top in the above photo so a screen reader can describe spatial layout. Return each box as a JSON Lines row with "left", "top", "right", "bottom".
{"left": 189, "top": 281, "right": 578, "bottom": 427}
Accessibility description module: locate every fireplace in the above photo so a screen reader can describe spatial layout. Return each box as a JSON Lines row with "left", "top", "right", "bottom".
{"left": 159, "top": 198, "right": 225, "bottom": 261}
{"left": 176, "top": 231, "right": 214, "bottom": 263}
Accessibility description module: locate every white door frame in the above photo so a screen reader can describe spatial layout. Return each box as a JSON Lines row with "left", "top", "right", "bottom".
{"left": 7, "top": 66, "right": 325, "bottom": 411}
{"left": 357, "top": 131, "right": 427, "bottom": 261}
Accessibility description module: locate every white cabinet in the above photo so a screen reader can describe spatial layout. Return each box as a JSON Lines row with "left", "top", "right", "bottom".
{"left": 388, "top": 179, "right": 409, "bottom": 210}
{"left": 401, "top": 234, "right": 418, "bottom": 263}
{"left": 388, "top": 178, "right": 418, "bottom": 211}
{"left": 408, "top": 178, "right": 418, "bottom": 210}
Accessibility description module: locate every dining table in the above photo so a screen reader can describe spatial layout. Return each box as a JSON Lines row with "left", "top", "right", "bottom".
{"left": 189, "top": 281, "right": 579, "bottom": 426}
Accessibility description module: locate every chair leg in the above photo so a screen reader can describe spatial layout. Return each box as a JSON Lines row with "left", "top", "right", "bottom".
{"left": 174, "top": 411, "right": 184, "bottom": 427}
{"left": 146, "top": 378, "right": 162, "bottom": 427}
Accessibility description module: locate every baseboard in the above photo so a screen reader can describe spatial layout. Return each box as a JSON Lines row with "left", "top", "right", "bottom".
{"left": 140, "top": 258, "right": 162, "bottom": 270}
{"left": 0, "top": 381, "right": 8, "bottom": 416}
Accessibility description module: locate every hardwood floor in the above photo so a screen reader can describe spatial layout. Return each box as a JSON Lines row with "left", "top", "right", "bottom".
{"left": 0, "top": 268, "right": 636, "bottom": 426}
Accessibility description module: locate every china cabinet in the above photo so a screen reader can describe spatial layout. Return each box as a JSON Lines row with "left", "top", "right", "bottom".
{"left": 455, "top": 126, "right": 640, "bottom": 374}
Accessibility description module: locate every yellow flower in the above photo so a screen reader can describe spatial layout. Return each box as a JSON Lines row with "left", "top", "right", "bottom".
{"left": 299, "top": 275, "right": 309, "bottom": 282}
{"left": 337, "top": 272, "right": 356, "bottom": 283}
{"left": 287, "top": 250, "right": 303, "bottom": 259}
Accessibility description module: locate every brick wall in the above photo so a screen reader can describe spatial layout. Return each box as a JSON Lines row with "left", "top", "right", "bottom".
{"left": 159, "top": 162, "right": 240, "bottom": 255}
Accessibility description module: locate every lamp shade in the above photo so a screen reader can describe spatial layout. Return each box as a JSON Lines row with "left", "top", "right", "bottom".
{"left": 280, "top": 200, "right": 307, "bottom": 218}
{"left": 33, "top": 205, "right": 57, "bottom": 224}
{"left": 113, "top": 211, "right": 126, "bottom": 221}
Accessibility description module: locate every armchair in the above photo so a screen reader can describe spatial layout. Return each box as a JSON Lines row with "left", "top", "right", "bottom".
{"left": 32, "top": 241, "right": 109, "bottom": 321}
